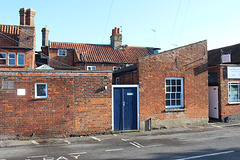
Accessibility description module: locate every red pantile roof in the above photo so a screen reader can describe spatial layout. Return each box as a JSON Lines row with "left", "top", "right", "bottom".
{"left": 50, "top": 42, "right": 154, "bottom": 63}
{"left": 0, "top": 25, "right": 20, "bottom": 47}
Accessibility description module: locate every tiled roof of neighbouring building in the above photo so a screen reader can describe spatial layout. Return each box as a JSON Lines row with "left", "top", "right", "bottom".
{"left": 0, "top": 25, "right": 20, "bottom": 47}
{"left": 50, "top": 42, "right": 154, "bottom": 64}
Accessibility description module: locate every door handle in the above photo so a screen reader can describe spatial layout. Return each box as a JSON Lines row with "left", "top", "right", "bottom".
{"left": 123, "top": 101, "right": 125, "bottom": 107}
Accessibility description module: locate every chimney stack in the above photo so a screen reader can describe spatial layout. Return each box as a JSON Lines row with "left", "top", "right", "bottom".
{"left": 19, "top": 8, "right": 35, "bottom": 26}
{"left": 110, "top": 27, "right": 122, "bottom": 49}
{"left": 19, "top": 8, "right": 27, "bottom": 25}
{"left": 42, "top": 27, "right": 49, "bottom": 46}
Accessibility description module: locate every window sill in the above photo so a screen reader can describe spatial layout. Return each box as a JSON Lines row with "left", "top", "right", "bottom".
{"left": 228, "top": 102, "right": 240, "bottom": 105}
{"left": 164, "top": 108, "right": 186, "bottom": 112}
{"left": 31, "top": 97, "right": 48, "bottom": 101}
{"left": 0, "top": 66, "right": 25, "bottom": 68}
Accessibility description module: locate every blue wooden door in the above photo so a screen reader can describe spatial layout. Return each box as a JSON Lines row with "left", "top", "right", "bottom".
{"left": 113, "top": 87, "right": 137, "bottom": 130}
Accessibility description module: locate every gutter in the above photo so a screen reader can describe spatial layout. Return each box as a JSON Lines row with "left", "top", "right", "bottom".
{"left": 0, "top": 46, "right": 33, "bottom": 50}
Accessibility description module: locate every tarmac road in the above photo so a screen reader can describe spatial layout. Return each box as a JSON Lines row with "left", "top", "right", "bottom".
{"left": 1, "top": 122, "right": 240, "bottom": 160}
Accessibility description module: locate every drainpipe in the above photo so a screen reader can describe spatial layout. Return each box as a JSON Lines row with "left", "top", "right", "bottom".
{"left": 74, "top": 49, "right": 87, "bottom": 70}
{"left": 81, "top": 52, "right": 87, "bottom": 71}
{"left": 149, "top": 118, "right": 152, "bottom": 131}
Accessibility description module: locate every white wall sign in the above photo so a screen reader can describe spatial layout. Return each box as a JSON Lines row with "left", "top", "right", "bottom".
{"left": 17, "top": 89, "right": 26, "bottom": 96}
{"left": 228, "top": 66, "right": 240, "bottom": 79}
{"left": 222, "top": 54, "right": 231, "bottom": 63}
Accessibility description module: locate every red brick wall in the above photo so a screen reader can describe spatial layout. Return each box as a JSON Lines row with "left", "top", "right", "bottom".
{"left": 49, "top": 49, "right": 75, "bottom": 70}
{"left": 218, "top": 65, "right": 240, "bottom": 119}
{"left": 113, "top": 70, "right": 139, "bottom": 84}
{"left": 138, "top": 41, "right": 208, "bottom": 124}
{"left": 0, "top": 71, "right": 112, "bottom": 137}
{"left": 19, "top": 26, "right": 35, "bottom": 49}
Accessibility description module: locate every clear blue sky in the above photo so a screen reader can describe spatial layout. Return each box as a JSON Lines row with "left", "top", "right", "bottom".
{"left": 1, "top": 0, "right": 240, "bottom": 51}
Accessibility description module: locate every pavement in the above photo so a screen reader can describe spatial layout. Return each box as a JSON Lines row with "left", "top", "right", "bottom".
{"left": 1, "top": 120, "right": 240, "bottom": 149}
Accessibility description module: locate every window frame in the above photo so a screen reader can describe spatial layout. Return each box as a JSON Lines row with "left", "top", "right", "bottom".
{"left": 58, "top": 49, "right": 67, "bottom": 56}
{"left": 0, "top": 52, "right": 6, "bottom": 65}
{"left": 2, "top": 81, "right": 14, "bottom": 89}
{"left": 17, "top": 53, "right": 25, "bottom": 66}
{"left": 228, "top": 81, "right": 240, "bottom": 104}
{"left": 8, "top": 52, "right": 16, "bottom": 66}
{"left": 87, "top": 66, "right": 96, "bottom": 71}
{"left": 165, "top": 77, "right": 184, "bottom": 109}
{"left": 35, "top": 83, "right": 48, "bottom": 98}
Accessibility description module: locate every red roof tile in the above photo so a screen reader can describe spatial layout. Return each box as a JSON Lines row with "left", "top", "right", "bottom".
{"left": 0, "top": 25, "right": 19, "bottom": 47}
{"left": 50, "top": 42, "right": 154, "bottom": 63}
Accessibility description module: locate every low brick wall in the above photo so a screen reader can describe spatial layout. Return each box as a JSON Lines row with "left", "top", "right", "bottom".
{"left": 0, "top": 70, "right": 112, "bottom": 138}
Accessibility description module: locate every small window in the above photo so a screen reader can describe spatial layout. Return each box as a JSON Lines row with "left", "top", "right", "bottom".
{"left": 8, "top": 53, "right": 16, "bottom": 65}
{"left": 87, "top": 66, "right": 96, "bottom": 71}
{"left": 116, "top": 77, "right": 120, "bottom": 84}
{"left": 35, "top": 83, "right": 47, "bottom": 98}
{"left": 165, "top": 77, "right": 183, "bottom": 108}
{"left": 17, "top": 53, "right": 25, "bottom": 66}
{"left": 2, "top": 81, "right": 14, "bottom": 89}
{"left": 0, "top": 53, "right": 6, "bottom": 65}
{"left": 229, "top": 82, "right": 240, "bottom": 103}
{"left": 113, "top": 66, "right": 121, "bottom": 71}
{"left": 58, "top": 50, "right": 67, "bottom": 56}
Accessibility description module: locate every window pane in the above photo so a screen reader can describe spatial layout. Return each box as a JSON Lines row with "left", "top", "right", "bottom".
{"left": 177, "top": 80, "right": 181, "bottom": 85}
{"left": 166, "top": 100, "right": 170, "bottom": 106}
{"left": 8, "top": 81, "right": 14, "bottom": 89}
{"left": 171, "top": 100, "right": 175, "bottom": 105}
{"left": 9, "top": 53, "right": 15, "bottom": 58}
{"left": 166, "top": 93, "right": 170, "bottom": 99}
{"left": 9, "top": 59, "right": 15, "bottom": 65}
{"left": 2, "top": 81, "right": 8, "bottom": 89}
{"left": 177, "top": 93, "right": 181, "bottom": 99}
{"left": 166, "top": 86, "right": 171, "bottom": 92}
{"left": 37, "top": 84, "right": 47, "bottom": 97}
{"left": 177, "top": 86, "right": 181, "bottom": 92}
{"left": 172, "top": 86, "right": 176, "bottom": 92}
{"left": 0, "top": 59, "right": 6, "bottom": 65}
{"left": 0, "top": 53, "right": 6, "bottom": 58}
{"left": 229, "top": 84, "right": 239, "bottom": 102}
{"left": 171, "top": 79, "right": 176, "bottom": 85}
{"left": 18, "top": 54, "right": 24, "bottom": 65}
{"left": 166, "top": 80, "right": 170, "bottom": 85}
{"left": 171, "top": 93, "right": 175, "bottom": 99}
{"left": 8, "top": 53, "right": 15, "bottom": 65}
{"left": 177, "top": 100, "right": 181, "bottom": 105}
